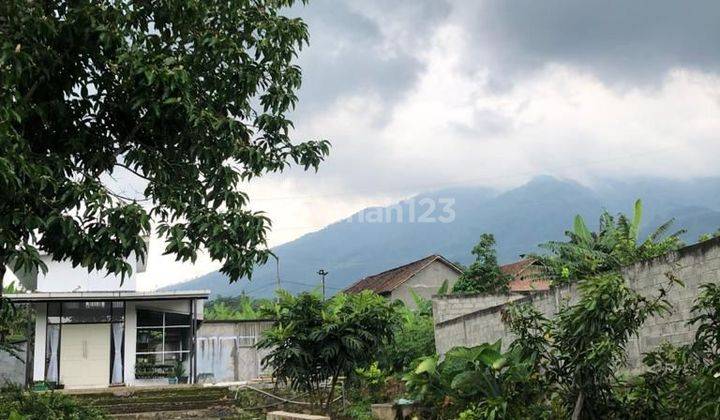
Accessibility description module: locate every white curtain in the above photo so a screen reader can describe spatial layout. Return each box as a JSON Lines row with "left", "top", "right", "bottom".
{"left": 111, "top": 323, "right": 124, "bottom": 384}
{"left": 46, "top": 325, "right": 60, "bottom": 383}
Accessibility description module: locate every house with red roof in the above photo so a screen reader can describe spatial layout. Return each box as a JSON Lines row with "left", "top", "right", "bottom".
{"left": 344, "top": 254, "right": 462, "bottom": 307}
{"left": 502, "top": 258, "right": 551, "bottom": 293}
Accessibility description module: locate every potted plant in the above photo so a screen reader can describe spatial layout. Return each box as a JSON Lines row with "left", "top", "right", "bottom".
{"left": 170, "top": 361, "right": 186, "bottom": 385}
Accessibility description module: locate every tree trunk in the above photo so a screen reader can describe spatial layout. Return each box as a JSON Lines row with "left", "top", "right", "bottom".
{"left": 0, "top": 263, "right": 5, "bottom": 298}
{"left": 324, "top": 371, "right": 340, "bottom": 413}
{"left": 0, "top": 263, "right": 6, "bottom": 345}
{"left": 572, "top": 391, "right": 584, "bottom": 420}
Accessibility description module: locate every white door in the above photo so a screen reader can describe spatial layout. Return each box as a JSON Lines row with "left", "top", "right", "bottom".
{"left": 60, "top": 324, "right": 111, "bottom": 388}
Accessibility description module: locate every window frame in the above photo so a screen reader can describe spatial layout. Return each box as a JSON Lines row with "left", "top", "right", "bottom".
{"left": 135, "top": 310, "right": 191, "bottom": 364}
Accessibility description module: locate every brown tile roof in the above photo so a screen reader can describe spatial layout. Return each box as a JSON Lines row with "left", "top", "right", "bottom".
{"left": 344, "top": 254, "right": 462, "bottom": 295}
{"left": 501, "top": 258, "right": 550, "bottom": 293}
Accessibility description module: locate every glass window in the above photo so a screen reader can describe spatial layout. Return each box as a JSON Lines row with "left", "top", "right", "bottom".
{"left": 111, "top": 302, "right": 125, "bottom": 322}
{"left": 61, "top": 301, "right": 111, "bottom": 323}
{"left": 48, "top": 302, "right": 61, "bottom": 317}
{"left": 47, "top": 302, "right": 61, "bottom": 324}
{"left": 137, "top": 309, "right": 164, "bottom": 327}
{"left": 135, "top": 354, "right": 174, "bottom": 379}
{"left": 164, "top": 328, "right": 189, "bottom": 353}
{"left": 165, "top": 312, "right": 190, "bottom": 326}
{"left": 161, "top": 352, "right": 188, "bottom": 363}
{"left": 137, "top": 330, "right": 164, "bottom": 353}
{"left": 135, "top": 309, "right": 192, "bottom": 379}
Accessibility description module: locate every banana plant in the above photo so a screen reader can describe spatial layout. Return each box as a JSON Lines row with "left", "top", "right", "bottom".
{"left": 537, "top": 199, "right": 685, "bottom": 282}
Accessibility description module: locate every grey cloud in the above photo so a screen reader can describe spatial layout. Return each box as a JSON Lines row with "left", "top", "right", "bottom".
{"left": 462, "top": 0, "right": 720, "bottom": 86}
{"left": 290, "top": 0, "right": 451, "bottom": 116}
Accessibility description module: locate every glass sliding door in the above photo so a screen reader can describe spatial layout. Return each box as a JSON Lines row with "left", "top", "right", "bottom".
{"left": 135, "top": 309, "right": 191, "bottom": 381}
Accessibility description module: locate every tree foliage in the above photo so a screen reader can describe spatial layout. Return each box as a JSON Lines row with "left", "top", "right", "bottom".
{"left": 625, "top": 283, "right": 720, "bottom": 419}
{"left": 0, "top": 0, "right": 329, "bottom": 292}
{"left": 498, "top": 271, "right": 681, "bottom": 419}
{"left": 537, "top": 200, "right": 684, "bottom": 281}
{"left": 204, "top": 294, "right": 270, "bottom": 320}
{"left": 0, "top": 387, "right": 106, "bottom": 419}
{"left": 377, "top": 292, "right": 436, "bottom": 375}
{"left": 257, "top": 290, "right": 398, "bottom": 413}
{"left": 403, "top": 341, "right": 543, "bottom": 419}
{"left": 407, "top": 272, "right": 678, "bottom": 419}
{"left": 0, "top": 281, "right": 31, "bottom": 359}
{"left": 452, "top": 233, "right": 510, "bottom": 294}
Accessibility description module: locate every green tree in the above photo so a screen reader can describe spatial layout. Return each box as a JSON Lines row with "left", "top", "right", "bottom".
{"left": 627, "top": 283, "right": 720, "bottom": 419}
{"left": 505, "top": 273, "right": 678, "bottom": 419}
{"left": 204, "top": 294, "right": 270, "bottom": 320}
{"left": 378, "top": 292, "right": 436, "bottom": 374}
{"left": 452, "top": 233, "right": 510, "bottom": 294}
{"left": 537, "top": 200, "right": 684, "bottom": 281}
{"left": 257, "top": 290, "right": 398, "bottom": 414}
{"left": 0, "top": 0, "right": 329, "bottom": 296}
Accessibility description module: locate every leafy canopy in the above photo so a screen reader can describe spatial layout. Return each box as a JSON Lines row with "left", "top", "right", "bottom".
{"left": 204, "top": 294, "right": 271, "bottom": 321}
{"left": 504, "top": 272, "right": 678, "bottom": 418}
{"left": 537, "top": 199, "right": 684, "bottom": 281}
{"left": 404, "top": 341, "right": 541, "bottom": 419}
{"left": 452, "top": 233, "right": 510, "bottom": 294}
{"left": 257, "top": 290, "right": 398, "bottom": 412}
{"left": 630, "top": 283, "right": 720, "bottom": 419}
{"left": 377, "top": 292, "right": 436, "bottom": 375}
{"left": 0, "top": 0, "right": 329, "bottom": 286}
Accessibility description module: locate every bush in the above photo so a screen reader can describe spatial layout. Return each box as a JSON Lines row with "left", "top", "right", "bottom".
{"left": 403, "top": 341, "right": 543, "bottom": 419}
{"left": 622, "top": 283, "right": 720, "bottom": 419}
{"left": 258, "top": 290, "right": 398, "bottom": 413}
{"left": 377, "top": 295, "right": 436, "bottom": 375}
{"left": 0, "top": 387, "right": 106, "bottom": 419}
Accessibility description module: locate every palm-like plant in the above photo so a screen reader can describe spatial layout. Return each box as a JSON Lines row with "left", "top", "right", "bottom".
{"left": 538, "top": 200, "right": 684, "bottom": 282}
{"left": 258, "top": 290, "right": 398, "bottom": 413}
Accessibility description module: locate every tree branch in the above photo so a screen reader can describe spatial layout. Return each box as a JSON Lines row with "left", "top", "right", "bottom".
{"left": 114, "top": 162, "right": 152, "bottom": 182}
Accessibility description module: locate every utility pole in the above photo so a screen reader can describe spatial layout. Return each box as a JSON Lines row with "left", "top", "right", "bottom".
{"left": 317, "top": 269, "right": 328, "bottom": 300}
{"left": 275, "top": 256, "right": 281, "bottom": 292}
{"left": 272, "top": 254, "right": 281, "bottom": 301}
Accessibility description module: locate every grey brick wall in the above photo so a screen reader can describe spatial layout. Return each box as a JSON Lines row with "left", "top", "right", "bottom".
{"left": 0, "top": 341, "right": 27, "bottom": 386}
{"left": 433, "top": 237, "right": 720, "bottom": 368}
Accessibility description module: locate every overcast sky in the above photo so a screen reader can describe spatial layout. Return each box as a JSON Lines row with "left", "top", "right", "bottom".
{"left": 138, "top": 0, "right": 720, "bottom": 289}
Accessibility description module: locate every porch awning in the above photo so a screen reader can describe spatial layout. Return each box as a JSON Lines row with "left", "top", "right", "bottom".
{"left": 5, "top": 290, "right": 210, "bottom": 303}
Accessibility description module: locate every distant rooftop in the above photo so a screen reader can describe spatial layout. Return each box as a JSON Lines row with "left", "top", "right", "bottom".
{"left": 344, "top": 254, "right": 462, "bottom": 295}
{"left": 501, "top": 259, "right": 550, "bottom": 293}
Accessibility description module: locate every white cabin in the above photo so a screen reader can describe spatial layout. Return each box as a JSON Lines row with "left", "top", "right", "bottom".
{"left": 7, "top": 253, "right": 208, "bottom": 389}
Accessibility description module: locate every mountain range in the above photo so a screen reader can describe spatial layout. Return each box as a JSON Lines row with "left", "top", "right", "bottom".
{"left": 163, "top": 176, "right": 720, "bottom": 298}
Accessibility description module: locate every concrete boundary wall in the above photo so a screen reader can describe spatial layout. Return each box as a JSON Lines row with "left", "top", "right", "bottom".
{"left": 0, "top": 341, "right": 27, "bottom": 386}
{"left": 433, "top": 237, "right": 720, "bottom": 368}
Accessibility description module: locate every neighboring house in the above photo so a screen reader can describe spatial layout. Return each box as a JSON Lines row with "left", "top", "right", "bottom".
{"left": 502, "top": 258, "right": 550, "bottom": 293}
{"left": 7, "top": 252, "right": 209, "bottom": 389}
{"left": 344, "top": 254, "right": 462, "bottom": 307}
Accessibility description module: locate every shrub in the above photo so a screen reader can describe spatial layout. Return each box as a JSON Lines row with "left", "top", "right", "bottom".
{"left": 377, "top": 294, "right": 436, "bottom": 375}
{"left": 258, "top": 290, "right": 398, "bottom": 413}
{"left": 623, "top": 283, "right": 720, "bottom": 419}
{"left": 0, "top": 387, "right": 106, "bottom": 419}
{"left": 403, "top": 341, "right": 542, "bottom": 419}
